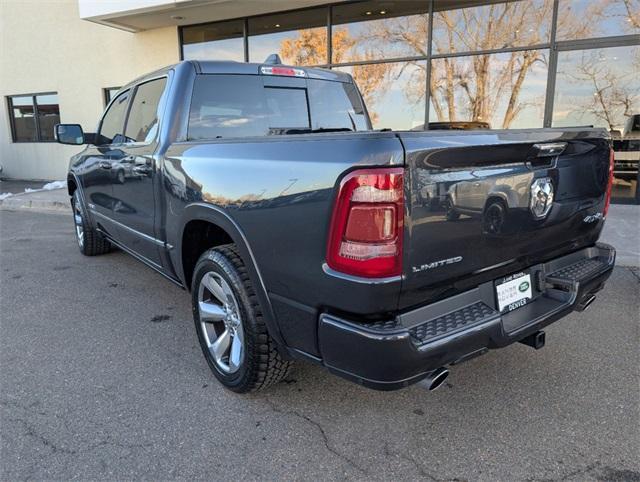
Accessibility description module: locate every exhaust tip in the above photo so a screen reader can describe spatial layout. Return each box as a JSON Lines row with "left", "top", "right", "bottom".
{"left": 576, "top": 294, "right": 596, "bottom": 312}
{"left": 427, "top": 367, "right": 449, "bottom": 391}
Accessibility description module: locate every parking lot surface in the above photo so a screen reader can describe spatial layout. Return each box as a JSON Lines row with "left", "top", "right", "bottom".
{"left": 1, "top": 210, "right": 638, "bottom": 481}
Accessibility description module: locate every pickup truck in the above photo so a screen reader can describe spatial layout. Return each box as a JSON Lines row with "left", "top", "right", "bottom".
{"left": 55, "top": 60, "right": 616, "bottom": 393}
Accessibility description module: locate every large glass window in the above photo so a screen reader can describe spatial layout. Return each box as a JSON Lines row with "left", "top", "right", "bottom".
{"left": 429, "top": 50, "right": 548, "bottom": 129}
{"left": 553, "top": 45, "right": 640, "bottom": 203}
{"left": 336, "top": 62, "right": 426, "bottom": 130}
{"left": 432, "top": 0, "right": 552, "bottom": 54}
{"left": 248, "top": 8, "right": 327, "bottom": 65}
{"left": 98, "top": 90, "right": 130, "bottom": 144}
{"left": 556, "top": 0, "right": 640, "bottom": 40}
{"left": 182, "top": 19, "right": 244, "bottom": 61}
{"left": 552, "top": 46, "right": 639, "bottom": 131}
{"left": 331, "top": 1, "right": 429, "bottom": 63}
{"left": 7, "top": 93, "right": 59, "bottom": 142}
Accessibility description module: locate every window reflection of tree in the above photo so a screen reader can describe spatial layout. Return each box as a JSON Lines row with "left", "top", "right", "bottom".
{"left": 274, "top": 0, "right": 637, "bottom": 129}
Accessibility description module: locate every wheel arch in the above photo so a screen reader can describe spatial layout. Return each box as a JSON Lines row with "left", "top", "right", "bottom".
{"left": 67, "top": 173, "right": 79, "bottom": 196}
{"left": 177, "top": 203, "right": 288, "bottom": 351}
{"left": 484, "top": 191, "right": 509, "bottom": 210}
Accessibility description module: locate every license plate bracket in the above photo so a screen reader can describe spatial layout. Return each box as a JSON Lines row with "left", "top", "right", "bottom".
{"left": 495, "top": 271, "right": 533, "bottom": 313}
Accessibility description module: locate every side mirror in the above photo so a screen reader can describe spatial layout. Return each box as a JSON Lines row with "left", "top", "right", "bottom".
{"left": 55, "top": 124, "right": 85, "bottom": 145}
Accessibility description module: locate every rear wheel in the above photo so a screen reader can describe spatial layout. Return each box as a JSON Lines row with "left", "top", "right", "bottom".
{"left": 192, "top": 244, "right": 292, "bottom": 393}
{"left": 71, "top": 190, "right": 111, "bottom": 256}
{"left": 483, "top": 199, "right": 507, "bottom": 235}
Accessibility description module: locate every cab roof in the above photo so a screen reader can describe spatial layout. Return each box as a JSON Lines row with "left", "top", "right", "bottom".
{"left": 190, "top": 60, "right": 352, "bottom": 83}
{"left": 123, "top": 59, "right": 352, "bottom": 90}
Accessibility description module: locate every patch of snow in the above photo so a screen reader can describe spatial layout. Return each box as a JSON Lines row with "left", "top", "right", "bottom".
{"left": 21, "top": 180, "right": 67, "bottom": 194}
{"left": 41, "top": 180, "right": 67, "bottom": 190}
{"left": 0, "top": 192, "right": 12, "bottom": 201}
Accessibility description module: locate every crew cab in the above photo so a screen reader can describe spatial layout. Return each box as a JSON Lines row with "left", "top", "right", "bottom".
{"left": 56, "top": 60, "right": 616, "bottom": 392}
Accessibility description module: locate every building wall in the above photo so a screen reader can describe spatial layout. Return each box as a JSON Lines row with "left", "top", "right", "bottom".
{"left": 0, "top": 0, "right": 179, "bottom": 181}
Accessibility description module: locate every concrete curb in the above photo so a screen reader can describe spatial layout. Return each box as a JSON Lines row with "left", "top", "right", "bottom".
{"left": 0, "top": 189, "right": 70, "bottom": 214}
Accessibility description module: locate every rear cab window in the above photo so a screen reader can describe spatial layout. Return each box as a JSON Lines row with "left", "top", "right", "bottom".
{"left": 188, "top": 74, "right": 369, "bottom": 141}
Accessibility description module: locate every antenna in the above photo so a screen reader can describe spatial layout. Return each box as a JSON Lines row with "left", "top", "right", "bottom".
{"left": 264, "top": 54, "right": 283, "bottom": 65}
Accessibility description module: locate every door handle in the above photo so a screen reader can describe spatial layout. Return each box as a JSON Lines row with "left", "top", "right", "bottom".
{"left": 99, "top": 161, "right": 111, "bottom": 169}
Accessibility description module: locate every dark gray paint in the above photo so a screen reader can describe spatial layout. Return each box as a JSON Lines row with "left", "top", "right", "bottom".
{"left": 66, "top": 60, "right": 614, "bottom": 381}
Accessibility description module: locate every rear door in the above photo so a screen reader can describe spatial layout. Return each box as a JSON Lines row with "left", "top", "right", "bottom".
{"left": 400, "top": 129, "right": 611, "bottom": 309}
{"left": 110, "top": 76, "right": 168, "bottom": 267}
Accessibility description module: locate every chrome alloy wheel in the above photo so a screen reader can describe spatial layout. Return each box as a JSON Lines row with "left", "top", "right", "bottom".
{"left": 73, "top": 197, "right": 84, "bottom": 248}
{"left": 197, "top": 271, "right": 245, "bottom": 373}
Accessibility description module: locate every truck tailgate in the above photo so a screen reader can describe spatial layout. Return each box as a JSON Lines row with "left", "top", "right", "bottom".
{"left": 398, "top": 128, "right": 611, "bottom": 310}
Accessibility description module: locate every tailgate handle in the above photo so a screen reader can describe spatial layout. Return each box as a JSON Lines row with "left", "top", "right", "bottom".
{"left": 532, "top": 142, "right": 566, "bottom": 158}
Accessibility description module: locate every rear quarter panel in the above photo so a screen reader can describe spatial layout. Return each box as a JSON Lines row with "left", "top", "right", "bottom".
{"left": 162, "top": 132, "right": 404, "bottom": 356}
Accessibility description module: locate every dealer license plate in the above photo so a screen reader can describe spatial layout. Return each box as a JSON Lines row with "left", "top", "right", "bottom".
{"left": 495, "top": 272, "right": 532, "bottom": 313}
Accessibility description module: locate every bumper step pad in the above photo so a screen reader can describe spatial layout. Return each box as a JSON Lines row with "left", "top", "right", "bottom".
{"left": 409, "top": 301, "right": 497, "bottom": 344}
{"left": 546, "top": 258, "right": 608, "bottom": 283}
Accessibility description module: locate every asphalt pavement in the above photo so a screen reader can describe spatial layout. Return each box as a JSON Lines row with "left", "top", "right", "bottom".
{"left": 1, "top": 210, "right": 638, "bottom": 481}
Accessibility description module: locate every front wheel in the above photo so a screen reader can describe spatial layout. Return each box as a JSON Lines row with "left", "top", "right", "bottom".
{"left": 71, "top": 190, "right": 111, "bottom": 256}
{"left": 192, "top": 245, "right": 292, "bottom": 393}
{"left": 445, "top": 197, "right": 460, "bottom": 221}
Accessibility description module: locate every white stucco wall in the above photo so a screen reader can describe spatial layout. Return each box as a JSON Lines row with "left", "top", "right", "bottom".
{"left": 0, "top": 0, "right": 180, "bottom": 180}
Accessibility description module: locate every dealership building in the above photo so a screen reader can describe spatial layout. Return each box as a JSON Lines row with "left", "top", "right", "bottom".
{"left": 1, "top": 0, "right": 638, "bottom": 203}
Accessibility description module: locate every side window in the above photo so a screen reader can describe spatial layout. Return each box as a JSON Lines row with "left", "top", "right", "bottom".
{"left": 99, "top": 90, "right": 130, "bottom": 144}
{"left": 125, "top": 78, "right": 167, "bottom": 143}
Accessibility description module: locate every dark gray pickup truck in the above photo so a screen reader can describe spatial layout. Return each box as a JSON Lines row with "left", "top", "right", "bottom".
{"left": 56, "top": 60, "right": 615, "bottom": 393}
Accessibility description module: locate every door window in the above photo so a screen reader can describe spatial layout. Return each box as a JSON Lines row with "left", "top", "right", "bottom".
{"left": 99, "top": 90, "right": 130, "bottom": 144}
{"left": 125, "top": 78, "right": 167, "bottom": 143}
{"left": 98, "top": 90, "right": 130, "bottom": 144}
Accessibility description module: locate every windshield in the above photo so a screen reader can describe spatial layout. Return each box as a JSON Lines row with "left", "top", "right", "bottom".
{"left": 188, "top": 74, "right": 370, "bottom": 140}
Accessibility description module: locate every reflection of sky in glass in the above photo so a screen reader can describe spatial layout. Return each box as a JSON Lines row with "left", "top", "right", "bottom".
{"left": 557, "top": 0, "right": 640, "bottom": 40}
{"left": 36, "top": 94, "right": 59, "bottom": 106}
{"left": 336, "top": 62, "right": 426, "bottom": 130}
{"left": 429, "top": 51, "right": 548, "bottom": 129}
{"left": 11, "top": 95, "right": 33, "bottom": 107}
{"left": 183, "top": 38, "right": 244, "bottom": 61}
{"left": 553, "top": 46, "right": 640, "bottom": 130}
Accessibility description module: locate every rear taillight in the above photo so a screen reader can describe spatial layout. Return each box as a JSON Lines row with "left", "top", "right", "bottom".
{"left": 603, "top": 148, "right": 614, "bottom": 217}
{"left": 326, "top": 168, "right": 404, "bottom": 278}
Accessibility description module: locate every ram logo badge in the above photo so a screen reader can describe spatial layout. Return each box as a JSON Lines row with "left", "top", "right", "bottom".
{"left": 412, "top": 256, "right": 463, "bottom": 273}
{"left": 530, "top": 177, "right": 554, "bottom": 219}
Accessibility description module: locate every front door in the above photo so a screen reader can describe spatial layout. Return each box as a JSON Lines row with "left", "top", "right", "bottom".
{"left": 110, "top": 77, "right": 168, "bottom": 267}
{"left": 80, "top": 89, "right": 131, "bottom": 238}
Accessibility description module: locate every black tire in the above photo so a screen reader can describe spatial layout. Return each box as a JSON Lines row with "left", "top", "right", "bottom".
{"left": 483, "top": 199, "right": 507, "bottom": 235}
{"left": 192, "top": 244, "right": 292, "bottom": 393}
{"left": 71, "top": 190, "right": 111, "bottom": 256}
{"left": 116, "top": 169, "right": 125, "bottom": 184}
{"left": 445, "top": 197, "right": 460, "bottom": 221}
